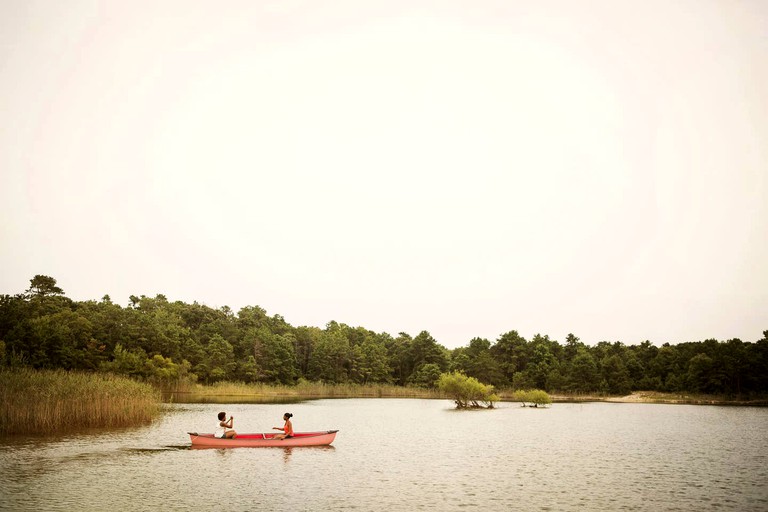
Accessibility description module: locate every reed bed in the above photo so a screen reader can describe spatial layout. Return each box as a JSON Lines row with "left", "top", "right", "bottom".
{"left": 183, "top": 381, "right": 445, "bottom": 399}
{"left": 0, "top": 369, "right": 160, "bottom": 435}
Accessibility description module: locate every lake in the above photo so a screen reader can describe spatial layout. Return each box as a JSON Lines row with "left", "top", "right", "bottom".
{"left": 1, "top": 399, "right": 766, "bottom": 511}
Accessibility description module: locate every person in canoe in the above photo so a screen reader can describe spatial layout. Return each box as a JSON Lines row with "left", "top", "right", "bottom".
{"left": 272, "top": 412, "right": 293, "bottom": 440}
{"left": 215, "top": 411, "right": 237, "bottom": 439}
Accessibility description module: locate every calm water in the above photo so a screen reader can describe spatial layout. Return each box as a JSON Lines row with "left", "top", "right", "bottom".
{"left": 1, "top": 399, "right": 767, "bottom": 511}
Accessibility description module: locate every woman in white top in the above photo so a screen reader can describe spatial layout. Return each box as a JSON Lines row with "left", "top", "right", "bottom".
{"left": 215, "top": 411, "right": 237, "bottom": 439}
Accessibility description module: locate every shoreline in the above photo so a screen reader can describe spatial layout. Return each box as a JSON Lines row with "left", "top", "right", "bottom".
{"left": 164, "top": 387, "right": 768, "bottom": 407}
{"left": 549, "top": 391, "right": 768, "bottom": 406}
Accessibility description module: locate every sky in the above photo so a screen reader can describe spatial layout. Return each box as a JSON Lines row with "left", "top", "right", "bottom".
{"left": 1, "top": 0, "right": 766, "bottom": 349}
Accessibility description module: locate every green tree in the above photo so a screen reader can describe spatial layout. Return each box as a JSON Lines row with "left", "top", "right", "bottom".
{"left": 293, "top": 326, "right": 320, "bottom": 377}
{"left": 527, "top": 337, "right": 556, "bottom": 389}
{"left": 236, "top": 355, "right": 260, "bottom": 383}
{"left": 147, "top": 354, "right": 180, "bottom": 384}
{"left": 546, "top": 367, "right": 568, "bottom": 391}
{"left": 101, "top": 344, "right": 150, "bottom": 379}
{"left": 600, "top": 354, "right": 632, "bottom": 394}
{"left": 569, "top": 349, "right": 600, "bottom": 392}
{"left": 749, "top": 331, "right": 768, "bottom": 395}
{"left": 408, "top": 331, "right": 449, "bottom": 374}
{"left": 512, "top": 370, "right": 535, "bottom": 389}
{"left": 465, "top": 337, "right": 506, "bottom": 386}
{"left": 387, "top": 332, "right": 414, "bottom": 385}
{"left": 491, "top": 330, "right": 529, "bottom": 384}
{"left": 437, "top": 371, "right": 498, "bottom": 408}
{"left": 26, "top": 310, "right": 101, "bottom": 370}
{"left": 307, "top": 324, "right": 350, "bottom": 383}
{"left": 198, "top": 334, "right": 236, "bottom": 383}
{"left": 449, "top": 347, "right": 470, "bottom": 373}
{"left": 563, "top": 333, "right": 584, "bottom": 362}
{"left": 650, "top": 345, "right": 682, "bottom": 391}
{"left": 408, "top": 363, "right": 442, "bottom": 388}
{"left": 686, "top": 353, "right": 714, "bottom": 393}
{"left": 358, "top": 336, "right": 392, "bottom": 384}
{"left": 252, "top": 330, "right": 297, "bottom": 384}
{"left": 26, "top": 275, "right": 64, "bottom": 297}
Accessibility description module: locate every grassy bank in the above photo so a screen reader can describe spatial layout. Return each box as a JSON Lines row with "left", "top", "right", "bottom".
{"left": 176, "top": 381, "right": 445, "bottom": 399}
{"left": 170, "top": 383, "right": 767, "bottom": 405}
{"left": 0, "top": 369, "right": 160, "bottom": 435}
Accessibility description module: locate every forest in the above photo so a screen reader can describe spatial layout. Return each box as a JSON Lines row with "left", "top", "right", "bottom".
{"left": 1, "top": 275, "right": 766, "bottom": 396}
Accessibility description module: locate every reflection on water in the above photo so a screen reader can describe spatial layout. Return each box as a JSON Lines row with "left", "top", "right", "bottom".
{"left": 162, "top": 392, "right": 306, "bottom": 404}
{"left": 1, "top": 400, "right": 767, "bottom": 511}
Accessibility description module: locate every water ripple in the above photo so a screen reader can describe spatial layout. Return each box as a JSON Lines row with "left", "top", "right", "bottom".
{"left": 1, "top": 401, "right": 767, "bottom": 511}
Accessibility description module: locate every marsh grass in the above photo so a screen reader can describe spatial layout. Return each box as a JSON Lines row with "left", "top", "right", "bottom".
{"left": 0, "top": 369, "right": 160, "bottom": 435}
{"left": 180, "top": 381, "right": 445, "bottom": 399}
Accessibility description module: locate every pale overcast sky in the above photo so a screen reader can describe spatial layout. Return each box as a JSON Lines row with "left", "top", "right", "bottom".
{"left": 1, "top": 0, "right": 766, "bottom": 349}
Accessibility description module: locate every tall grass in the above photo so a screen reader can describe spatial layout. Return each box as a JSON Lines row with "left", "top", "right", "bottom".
{"left": 0, "top": 368, "right": 160, "bottom": 435}
{"left": 181, "top": 381, "right": 445, "bottom": 399}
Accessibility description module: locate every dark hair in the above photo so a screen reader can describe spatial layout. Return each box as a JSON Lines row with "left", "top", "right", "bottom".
{"left": 284, "top": 412, "right": 293, "bottom": 419}
{"left": 218, "top": 412, "right": 226, "bottom": 421}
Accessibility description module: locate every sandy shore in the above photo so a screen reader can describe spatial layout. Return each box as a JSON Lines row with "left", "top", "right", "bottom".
{"left": 551, "top": 391, "right": 767, "bottom": 406}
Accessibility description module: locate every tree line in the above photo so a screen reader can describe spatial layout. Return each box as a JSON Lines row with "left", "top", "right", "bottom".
{"left": 1, "top": 275, "right": 766, "bottom": 396}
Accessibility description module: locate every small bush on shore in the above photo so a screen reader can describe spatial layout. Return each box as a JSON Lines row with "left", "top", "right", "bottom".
{"left": 0, "top": 368, "right": 160, "bottom": 435}
{"left": 512, "top": 389, "right": 552, "bottom": 407}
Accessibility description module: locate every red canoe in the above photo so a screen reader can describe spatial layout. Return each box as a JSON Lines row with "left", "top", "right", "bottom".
{"left": 188, "top": 430, "right": 338, "bottom": 448}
